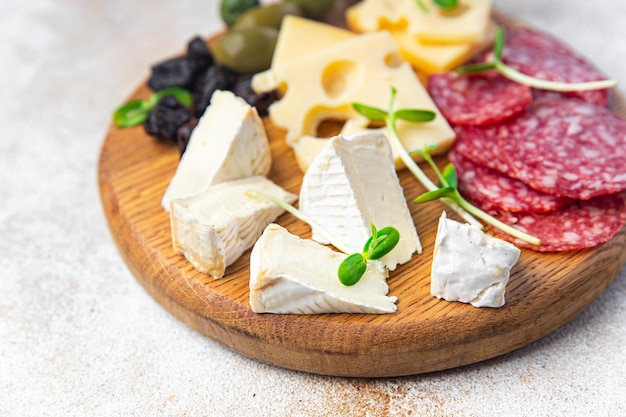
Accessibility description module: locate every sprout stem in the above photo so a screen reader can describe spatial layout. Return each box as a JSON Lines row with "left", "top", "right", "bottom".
{"left": 245, "top": 190, "right": 353, "bottom": 254}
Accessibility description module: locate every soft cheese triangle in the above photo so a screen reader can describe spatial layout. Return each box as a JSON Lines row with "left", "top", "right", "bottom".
{"left": 249, "top": 224, "right": 397, "bottom": 314}
{"left": 161, "top": 90, "right": 271, "bottom": 211}
{"left": 253, "top": 29, "right": 454, "bottom": 170}
{"left": 430, "top": 212, "right": 520, "bottom": 308}
{"left": 299, "top": 132, "right": 421, "bottom": 271}
{"left": 170, "top": 176, "right": 296, "bottom": 279}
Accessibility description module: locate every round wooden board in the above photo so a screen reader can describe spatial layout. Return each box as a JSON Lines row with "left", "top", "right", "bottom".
{"left": 98, "top": 13, "right": 626, "bottom": 378}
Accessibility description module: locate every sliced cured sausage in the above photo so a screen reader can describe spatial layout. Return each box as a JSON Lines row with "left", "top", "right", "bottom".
{"left": 452, "top": 125, "right": 510, "bottom": 174}
{"left": 498, "top": 97, "right": 626, "bottom": 200}
{"left": 428, "top": 71, "right": 532, "bottom": 126}
{"left": 488, "top": 192, "right": 626, "bottom": 252}
{"left": 449, "top": 150, "right": 571, "bottom": 213}
{"left": 500, "top": 26, "right": 611, "bottom": 107}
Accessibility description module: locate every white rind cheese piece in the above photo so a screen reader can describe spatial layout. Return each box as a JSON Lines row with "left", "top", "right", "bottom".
{"left": 161, "top": 90, "right": 271, "bottom": 211}
{"left": 430, "top": 212, "right": 521, "bottom": 308}
{"left": 249, "top": 224, "right": 397, "bottom": 314}
{"left": 170, "top": 176, "right": 296, "bottom": 279}
{"left": 299, "top": 132, "right": 421, "bottom": 270}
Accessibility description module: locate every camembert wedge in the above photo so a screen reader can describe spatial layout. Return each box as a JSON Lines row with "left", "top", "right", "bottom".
{"left": 430, "top": 212, "right": 521, "bottom": 308}
{"left": 249, "top": 224, "right": 397, "bottom": 314}
{"left": 161, "top": 90, "right": 271, "bottom": 211}
{"left": 299, "top": 132, "right": 421, "bottom": 271}
{"left": 170, "top": 176, "right": 296, "bottom": 279}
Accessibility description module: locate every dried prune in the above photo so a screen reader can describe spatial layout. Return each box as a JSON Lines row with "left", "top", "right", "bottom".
{"left": 148, "top": 57, "right": 195, "bottom": 91}
{"left": 233, "top": 74, "right": 277, "bottom": 116}
{"left": 193, "top": 64, "right": 238, "bottom": 117}
{"left": 143, "top": 95, "right": 193, "bottom": 143}
{"left": 186, "top": 36, "right": 213, "bottom": 75}
{"left": 176, "top": 118, "right": 199, "bottom": 156}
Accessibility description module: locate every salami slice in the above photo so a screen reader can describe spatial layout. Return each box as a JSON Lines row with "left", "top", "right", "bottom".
{"left": 498, "top": 97, "right": 626, "bottom": 200}
{"left": 489, "top": 192, "right": 626, "bottom": 252}
{"left": 500, "top": 26, "right": 611, "bottom": 107}
{"left": 449, "top": 150, "right": 571, "bottom": 213}
{"left": 428, "top": 71, "right": 532, "bottom": 126}
{"left": 452, "top": 125, "right": 510, "bottom": 173}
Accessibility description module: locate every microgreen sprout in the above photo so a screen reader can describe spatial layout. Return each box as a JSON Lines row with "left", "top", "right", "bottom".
{"left": 112, "top": 87, "right": 193, "bottom": 128}
{"left": 456, "top": 27, "right": 618, "bottom": 92}
{"left": 338, "top": 224, "right": 401, "bottom": 286}
{"left": 352, "top": 88, "right": 542, "bottom": 246}
{"left": 246, "top": 190, "right": 400, "bottom": 286}
{"left": 415, "top": 0, "right": 459, "bottom": 12}
{"left": 353, "top": 88, "right": 482, "bottom": 228}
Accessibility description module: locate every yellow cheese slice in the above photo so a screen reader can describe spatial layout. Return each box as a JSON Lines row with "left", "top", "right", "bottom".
{"left": 346, "top": 0, "right": 492, "bottom": 45}
{"left": 411, "top": 0, "right": 493, "bottom": 44}
{"left": 260, "top": 30, "right": 454, "bottom": 170}
{"left": 391, "top": 20, "right": 496, "bottom": 74}
{"left": 253, "top": 15, "right": 354, "bottom": 94}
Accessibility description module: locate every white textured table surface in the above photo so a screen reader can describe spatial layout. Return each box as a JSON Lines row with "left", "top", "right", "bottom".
{"left": 2, "top": 1, "right": 625, "bottom": 416}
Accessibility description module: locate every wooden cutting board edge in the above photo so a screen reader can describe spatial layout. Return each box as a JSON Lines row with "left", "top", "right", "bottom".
{"left": 97, "top": 10, "right": 626, "bottom": 377}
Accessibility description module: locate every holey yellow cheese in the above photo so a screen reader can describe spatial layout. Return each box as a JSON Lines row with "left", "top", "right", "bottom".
{"left": 346, "top": 0, "right": 493, "bottom": 45}
{"left": 253, "top": 30, "right": 454, "bottom": 172}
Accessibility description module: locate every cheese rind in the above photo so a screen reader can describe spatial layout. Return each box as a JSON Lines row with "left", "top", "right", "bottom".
{"left": 299, "top": 132, "right": 421, "bottom": 270}
{"left": 249, "top": 224, "right": 397, "bottom": 314}
{"left": 161, "top": 90, "right": 271, "bottom": 211}
{"left": 170, "top": 176, "right": 296, "bottom": 279}
{"left": 430, "top": 212, "right": 520, "bottom": 308}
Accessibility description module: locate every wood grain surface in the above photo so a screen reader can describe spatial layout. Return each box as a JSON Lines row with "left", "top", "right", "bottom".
{"left": 98, "top": 13, "right": 626, "bottom": 377}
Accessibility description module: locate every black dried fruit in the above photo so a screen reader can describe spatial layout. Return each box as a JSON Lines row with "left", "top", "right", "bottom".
{"left": 176, "top": 118, "right": 199, "bottom": 156}
{"left": 143, "top": 95, "right": 193, "bottom": 143}
{"left": 193, "top": 64, "right": 238, "bottom": 117}
{"left": 233, "top": 74, "right": 277, "bottom": 116}
{"left": 186, "top": 36, "right": 214, "bottom": 75}
{"left": 148, "top": 57, "right": 195, "bottom": 91}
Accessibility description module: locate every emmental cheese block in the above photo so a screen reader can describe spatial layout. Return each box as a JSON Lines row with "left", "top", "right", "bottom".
{"left": 346, "top": 0, "right": 493, "bottom": 45}
{"left": 161, "top": 90, "right": 271, "bottom": 211}
{"left": 170, "top": 176, "right": 297, "bottom": 279}
{"left": 253, "top": 15, "right": 355, "bottom": 94}
{"left": 430, "top": 212, "right": 521, "bottom": 308}
{"left": 249, "top": 224, "right": 397, "bottom": 314}
{"left": 389, "top": 20, "right": 496, "bottom": 74}
{"left": 299, "top": 133, "right": 421, "bottom": 271}
{"left": 253, "top": 29, "right": 455, "bottom": 171}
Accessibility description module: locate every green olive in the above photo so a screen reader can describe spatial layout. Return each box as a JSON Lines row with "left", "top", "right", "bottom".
{"left": 220, "top": 0, "right": 260, "bottom": 27}
{"left": 212, "top": 26, "right": 279, "bottom": 74}
{"left": 284, "top": 0, "right": 334, "bottom": 20}
{"left": 232, "top": 3, "right": 302, "bottom": 31}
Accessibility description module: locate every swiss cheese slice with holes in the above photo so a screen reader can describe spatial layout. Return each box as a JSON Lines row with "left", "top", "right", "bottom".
{"left": 346, "top": 0, "right": 493, "bottom": 45}
{"left": 253, "top": 30, "right": 454, "bottom": 171}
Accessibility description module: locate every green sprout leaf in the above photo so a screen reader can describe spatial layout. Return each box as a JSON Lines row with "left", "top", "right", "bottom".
{"left": 394, "top": 109, "right": 436, "bottom": 123}
{"left": 414, "top": 0, "right": 458, "bottom": 12}
{"left": 112, "top": 87, "right": 193, "bottom": 128}
{"left": 363, "top": 226, "right": 400, "bottom": 260}
{"left": 456, "top": 26, "right": 618, "bottom": 92}
{"left": 413, "top": 187, "right": 456, "bottom": 204}
{"left": 352, "top": 102, "right": 387, "bottom": 122}
{"left": 113, "top": 100, "right": 152, "bottom": 128}
{"left": 441, "top": 163, "right": 458, "bottom": 188}
{"left": 434, "top": 0, "right": 458, "bottom": 9}
{"left": 337, "top": 253, "right": 368, "bottom": 286}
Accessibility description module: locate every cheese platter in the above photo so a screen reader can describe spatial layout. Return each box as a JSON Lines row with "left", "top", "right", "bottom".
{"left": 98, "top": 2, "right": 626, "bottom": 377}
